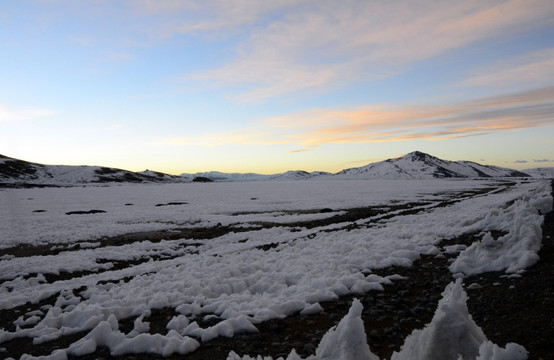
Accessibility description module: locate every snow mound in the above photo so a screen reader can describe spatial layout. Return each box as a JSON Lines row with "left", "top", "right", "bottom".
{"left": 391, "top": 279, "right": 526, "bottom": 360}
{"left": 229, "top": 281, "right": 527, "bottom": 360}
{"left": 65, "top": 314, "right": 199, "bottom": 357}
{"left": 314, "top": 299, "right": 378, "bottom": 360}
{"left": 227, "top": 299, "right": 377, "bottom": 360}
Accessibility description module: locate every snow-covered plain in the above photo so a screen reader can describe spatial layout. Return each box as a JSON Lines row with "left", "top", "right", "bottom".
{"left": 0, "top": 179, "right": 551, "bottom": 359}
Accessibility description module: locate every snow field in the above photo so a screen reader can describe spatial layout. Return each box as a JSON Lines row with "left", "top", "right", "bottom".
{"left": 0, "top": 179, "right": 551, "bottom": 359}
{"left": 1, "top": 180, "right": 504, "bottom": 249}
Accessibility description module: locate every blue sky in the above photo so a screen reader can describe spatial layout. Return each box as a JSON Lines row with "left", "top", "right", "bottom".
{"left": 1, "top": 0, "right": 553, "bottom": 174}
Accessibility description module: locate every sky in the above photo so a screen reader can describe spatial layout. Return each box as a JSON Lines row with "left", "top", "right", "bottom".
{"left": 1, "top": 0, "right": 553, "bottom": 175}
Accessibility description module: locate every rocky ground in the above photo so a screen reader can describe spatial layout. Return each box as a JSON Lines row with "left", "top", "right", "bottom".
{"left": 1, "top": 181, "right": 552, "bottom": 360}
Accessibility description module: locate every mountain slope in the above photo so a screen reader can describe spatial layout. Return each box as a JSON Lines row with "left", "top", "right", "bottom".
{"left": 180, "top": 170, "right": 331, "bottom": 182}
{"left": 335, "top": 151, "right": 530, "bottom": 179}
{"left": 522, "top": 167, "right": 554, "bottom": 178}
{"left": 0, "top": 154, "right": 185, "bottom": 186}
{"left": 0, "top": 151, "right": 536, "bottom": 186}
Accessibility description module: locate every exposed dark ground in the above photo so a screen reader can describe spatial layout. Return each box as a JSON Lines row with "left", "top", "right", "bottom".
{"left": 0, "top": 181, "right": 552, "bottom": 360}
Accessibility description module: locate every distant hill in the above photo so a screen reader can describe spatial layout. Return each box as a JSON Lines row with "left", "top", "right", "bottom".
{"left": 0, "top": 154, "right": 185, "bottom": 187}
{"left": 1, "top": 151, "right": 541, "bottom": 187}
{"left": 334, "top": 151, "right": 530, "bottom": 179}
{"left": 182, "top": 151, "right": 531, "bottom": 181}
{"left": 521, "top": 167, "right": 554, "bottom": 178}
{"left": 180, "top": 170, "right": 331, "bottom": 182}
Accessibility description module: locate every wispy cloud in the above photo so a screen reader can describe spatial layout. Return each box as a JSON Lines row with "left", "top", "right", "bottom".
{"left": 132, "top": 0, "right": 307, "bottom": 38}
{"left": 159, "top": 86, "right": 554, "bottom": 149}
{"left": 179, "top": 0, "right": 554, "bottom": 101}
{"left": 288, "top": 149, "right": 312, "bottom": 154}
{"left": 103, "top": 124, "right": 124, "bottom": 131}
{"left": 0, "top": 104, "right": 56, "bottom": 123}
{"left": 27, "top": 0, "right": 554, "bottom": 102}
{"left": 463, "top": 48, "right": 554, "bottom": 88}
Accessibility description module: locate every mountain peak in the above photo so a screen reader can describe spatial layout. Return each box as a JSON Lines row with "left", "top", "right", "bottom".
{"left": 337, "top": 151, "right": 530, "bottom": 179}
{"left": 402, "top": 151, "right": 435, "bottom": 161}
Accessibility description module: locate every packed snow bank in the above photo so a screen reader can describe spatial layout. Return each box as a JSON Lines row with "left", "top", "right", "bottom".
{"left": 229, "top": 281, "right": 527, "bottom": 360}
{"left": 450, "top": 182, "right": 553, "bottom": 276}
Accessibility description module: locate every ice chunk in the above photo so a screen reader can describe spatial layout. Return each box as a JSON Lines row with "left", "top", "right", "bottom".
{"left": 227, "top": 299, "right": 378, "bottom": 360}
{"left": 392, "top": 279, "right": 527, "bottom": 360}
{"left": 300, "top": 303, "right": 323, "bottom": 316}
{"left": 476, "top": 341, "right": 527, "bottom": 360}
{"left": 315, "top": 299, "right": 378, "bottom": 360}
{"left": 19, "top": 349, "right": 68, "bottom": 360}
{"left": 166, "top": 314, "right": 190, "bottom": 333}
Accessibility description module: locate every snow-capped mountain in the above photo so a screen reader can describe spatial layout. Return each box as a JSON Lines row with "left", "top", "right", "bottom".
{"left": 521, "top": 167, "right": 554, "bottom": 178}
{"left": 180, "top": 170, "right": 331, "bottom": 182}
{"left": 335, "top": 151, "right": 530, "bottom": 179}
{"left": 0, "top": 154, "right": 185, "bottom": 186}
{"left": 1, "top": 151, "right": 541, "bottom": 187}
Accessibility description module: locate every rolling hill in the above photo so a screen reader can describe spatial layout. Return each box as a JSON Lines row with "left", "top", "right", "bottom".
{"left": 0, "top": 154, "right": 184, "bottom": 187}
{"left": 1, "top": 151, "right": 544, "bottom": 187}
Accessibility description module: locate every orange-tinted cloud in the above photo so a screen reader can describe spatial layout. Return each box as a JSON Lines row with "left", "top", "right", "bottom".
{"left": 159, "top": 86, "right": 554, "bottom": 150}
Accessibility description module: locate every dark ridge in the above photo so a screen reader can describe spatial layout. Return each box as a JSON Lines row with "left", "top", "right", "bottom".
{"left": 193, "top": 176, "right": 214, "bottom": 183}
{"left": 466, "top": 164, "right": 493, "bottom": 178}
{"left": 65, "top": 210, "right": 107, "bottom": 215}
{"left": 0, "top": 158, "right": 41, "bottom": 179}
{"left": 155, "top": 202, "right": 188, "bottom": 207}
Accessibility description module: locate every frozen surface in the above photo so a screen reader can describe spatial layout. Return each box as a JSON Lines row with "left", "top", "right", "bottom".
{"left": 1, "top": 179, "right": 510, "bottom": 248}
{"left": 0, "top": 179, "right": 550, "bottom": 359}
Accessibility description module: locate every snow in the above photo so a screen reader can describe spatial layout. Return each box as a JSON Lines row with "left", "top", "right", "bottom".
{"left": 66, "top": 314, "right": 199, "bottom": 356}
{"left": 522, "top": 167, "right": 554, "bottom": 178}
{"left": 1, "top": 179, "right": 511, "bottom": 249}
{"left": 2, "top": 151, "right": 533, "bottom": 187}
{"left": 227, "top": 299, "right": 378, "bottom": 360}
{"left": 228, "top": 280, "right": 527, "bottom": 360}
{"left": 180, "top": 170, "right": 331, "bottom": 182}
{"left": 314, "top": 299, "right": 378, "bottom": 360}
{"left": 0, "top": 178, "right": 550, "bottom": 359}
{"left": 450, "top": 182, "right": 553, "bottom": 276}
{"left": 334, "top": 152, "right": 528, "bottom": 180}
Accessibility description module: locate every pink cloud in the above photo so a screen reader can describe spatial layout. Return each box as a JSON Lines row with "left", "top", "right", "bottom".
{"left": 159, "top": 86, "right": 554, "bottom": 149}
